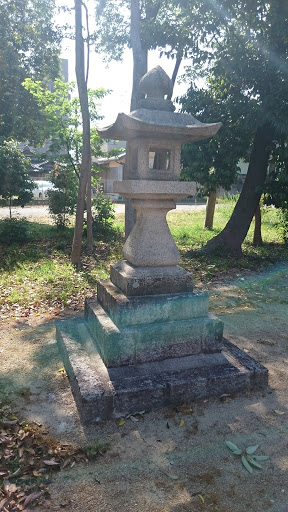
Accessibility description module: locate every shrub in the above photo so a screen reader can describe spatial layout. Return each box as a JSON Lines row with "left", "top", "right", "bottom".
{"left": 90, "top": 192, "right": 120, "bottom": 242}
{"left": 47, "top": 165, "right": 78, "bottom": 229}
{"left": 277, "top": 209, "right": 288, "bottom": 243}
{"left": 0, "top": 217, "right": 31, "bottom": 245}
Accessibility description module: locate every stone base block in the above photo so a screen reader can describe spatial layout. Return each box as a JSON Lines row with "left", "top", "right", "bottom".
{"left": 85, "top": 297, "right": 223, "bottom": 367}
{"left": 110, "top": 260, "right": 194, "bottom": 297}
{"left": 56, "top": 318, "right": 268, "bottom": 424}
{"left": 96, "top": 280, "right": 209, "bottom": 326}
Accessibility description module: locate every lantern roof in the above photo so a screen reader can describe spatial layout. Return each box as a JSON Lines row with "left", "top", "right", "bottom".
{"left": 98, "top": 108, "right": 221, "bottom": 143}
{"left": 97, "top": 66, "right": 221, "bottom": 143}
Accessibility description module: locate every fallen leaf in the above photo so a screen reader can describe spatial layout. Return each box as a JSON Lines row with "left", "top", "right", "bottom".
{"left": 220, "top": 393, "right": 231, "bottom": 400}
{"left": 198, "top": 494, "right": 205, "bottom": 504}
{"left": 179, "top": 419, "right": 185, "bottom": 427}
{"left": 43, "top": 460, "right": 60, "bottom": 466}
{"left": 274, "top": 410, "right": 285, "bottom": 415}
{"left": 0, "top": 498, "right": 7, "bottom": 509}
{"left": 33, "top": 470, "right": 43, "bottom": 477}
{"left": 0, "top": 466, "right": 9, "bottom": 476}
{"left": 23, "top": 491, "right": 43, "bottom": 507}
{"left": 130, "top": 416, "right": 139, "bottom": 423}
{"left": 165, "top": 472, "right": 178, "bottom": 480}
{"left": 4, "top": 483, "right": 17, "bottom": 493}
{"left": 118, "top": 418, "right": 125, "bottom": 426}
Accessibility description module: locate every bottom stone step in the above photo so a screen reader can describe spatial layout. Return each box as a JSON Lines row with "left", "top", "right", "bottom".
{"left": 56, "top": 318, "right": 268, "bottom": 424}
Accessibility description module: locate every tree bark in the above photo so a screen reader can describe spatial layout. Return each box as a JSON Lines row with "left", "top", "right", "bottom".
{"left": 167, "top": 54, "right": 182, "bottom": 101}
{"left": 204, "top": 122, "right": 274, "bottom": 257}
{"left": 124, "top": 0, "right": 148, "bottom": 239}
{"left": 130, "top": 0, "right": 147, "bottom": 112}
{"left": 204, "top": 189, "right": 217, "bottom": 229}
{"left": 253, "top": 203, "right": 263, "bottom": 246}
{"left": 71, "top": 0, "right": 92, "bottom": 265}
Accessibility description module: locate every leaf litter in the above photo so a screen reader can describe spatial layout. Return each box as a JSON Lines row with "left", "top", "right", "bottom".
{"left": 0, "top": 403, "right": 109, "bottom": 510}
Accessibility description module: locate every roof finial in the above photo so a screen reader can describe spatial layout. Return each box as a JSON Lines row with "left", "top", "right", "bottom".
{"left": 137, "top": 66, "right": 175, "bottom": 112}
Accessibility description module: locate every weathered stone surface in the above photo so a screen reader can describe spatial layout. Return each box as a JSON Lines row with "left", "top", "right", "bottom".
{"left": 124, "top": 200, "right": 179, "bottom": 266}
{"left": 113, "top": 179, "right": 196, "bottom": 199}
{"left": 56, "top": 318, "right": 268, "bottom": 423}
{"left": 123, "top": 140, "right": 182, "bottom": 180}
{"left": 138, "top": 65, "right": 173, "bottom": 99}
{"left": 110, "top": 260, "right": 194, "bottom": 297}
{"left": 97, "top": 109, "right": 222, "bottom": 143}
{"left": 85, "top": 297, "right": 223, "bottom": 367}
{"left": 56, "top": 318, "right": 115, "bottom": 423}
{"left": 96, "top": 280, "right": 209, "bottom": 326}
{"left": 113, "top": 183, "right": 198, "bottom": 266}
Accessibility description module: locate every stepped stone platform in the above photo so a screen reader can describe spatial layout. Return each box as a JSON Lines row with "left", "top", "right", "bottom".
{"left": 56, "top": 317, "right": 268, "bottom": 424}
{"left": 56, "top": 261, "right": 268, "bottom": 424}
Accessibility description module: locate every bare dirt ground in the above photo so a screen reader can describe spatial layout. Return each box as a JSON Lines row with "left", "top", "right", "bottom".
{"left": 1, "top": 264, "right": 288, "bottom": 512}
{"left": 0, "top": 203, "right": 206, "bottom": 220}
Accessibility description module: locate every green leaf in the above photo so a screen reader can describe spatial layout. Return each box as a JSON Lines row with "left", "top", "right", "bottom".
{"left": 254, "top": 455, "right": 269, "bottom": 461}
{"left": 225, "top": 440, "right": 240, "bottom": 452}
{"left": 248, "top": 457, "right": 262, "bottom": 469}
{"left": 241, "top": 455, "right": 253, "bottom": 473}
{"left": 246, "top": 444, "right": 259, "bottom": 455}
{"left": 165, "top": 472, "right": 179, "bottom": 480}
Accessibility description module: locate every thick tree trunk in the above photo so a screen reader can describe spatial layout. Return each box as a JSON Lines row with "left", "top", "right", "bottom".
{"left": 204, "top": 122, "right": 274, "bottom": 257}
{"left": 204, "top": 189, "right": 217, "bottom": 230}
{"left": 253, "top": 203, "right": 263, "bottom": 246}
{"left": 71, "top": 0, "right": 92, "bottom": 265}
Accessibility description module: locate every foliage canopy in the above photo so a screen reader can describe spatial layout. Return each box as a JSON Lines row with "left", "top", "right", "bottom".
{"left": 0, "top": 140, "right": 35, "bottom": 215}
{"left": 0, "top": 0, "right": 62, "bottom": 142}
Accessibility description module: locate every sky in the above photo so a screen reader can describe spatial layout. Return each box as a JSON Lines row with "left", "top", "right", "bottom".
{"left": 57, "top": 1, "right": 190, "bottom": 127}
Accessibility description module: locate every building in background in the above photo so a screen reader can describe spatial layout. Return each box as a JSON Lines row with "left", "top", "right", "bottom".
{"left": 94, "top": 140, "right": 126, "bottom": 200}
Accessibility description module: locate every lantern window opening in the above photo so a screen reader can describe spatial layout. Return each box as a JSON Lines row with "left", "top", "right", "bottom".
{"left": 149, "top": 150, "right": 171, "bottom": 171}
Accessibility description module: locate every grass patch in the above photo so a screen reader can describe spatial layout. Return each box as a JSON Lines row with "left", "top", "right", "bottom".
{"left": 168, "top": 205, "right": 288, "bottom": 284}
{"left": 0, "top": 204, "right": 287, "bottom": 319}
{"left": 0, "top": 221, "right": 123, "bottom": 319}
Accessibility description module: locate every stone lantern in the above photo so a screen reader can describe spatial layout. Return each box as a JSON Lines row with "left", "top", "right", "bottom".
{"left": 57, "top": 67, "right": 268, "bottom": 423}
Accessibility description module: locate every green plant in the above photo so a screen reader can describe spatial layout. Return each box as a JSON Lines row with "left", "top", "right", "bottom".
{"left": 0, "top": 217, "right": 31, "bottom": 245}
{"left": 83, "top": 441, "right": 110, "bottom": 458}
{"left": 277, "top": 209, "right": 288, "bottom": 243}
{"left": 225, "top": 440, "right": 269, "bottom": 474}
{"left": 90, "top": 192, "right": 121, "bottom": 242}
{"left": 47, "top": 164, "right": 78, "bottom": 228}
{"left": 0, "top": 140, "right": 35, "bottom": 217}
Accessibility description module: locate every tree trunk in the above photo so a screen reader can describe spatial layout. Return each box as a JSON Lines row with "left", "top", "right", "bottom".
{"left": 124, "top": 0, "right": 148, "bottom": 239}
{"left": 130, "top": 0, "right": 148, "bottom": 112}
{"left": 86, "top": 178, "right": 93, "bottom": 251}
{"left": 71, "top": 0, "right": 92, "bottom": 265}
{"left": 167, "top": 54, "right": 182, "bottom": 101}
{"left": 204, "top": 122, "right": 274, "bottom": 257}
{"left": 253, "top": 203, "right": 263, "bottom": 246}
{"left": 204, "top": 189, "right": 217, "bottom": 229}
